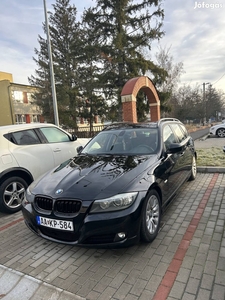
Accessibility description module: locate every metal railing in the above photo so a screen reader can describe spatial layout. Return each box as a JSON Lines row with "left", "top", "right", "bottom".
{"left": 67, "top": 125, "right": 105, "bottom": 138}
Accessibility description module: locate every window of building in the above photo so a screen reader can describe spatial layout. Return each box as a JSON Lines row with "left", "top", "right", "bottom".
{"left": 27, "top": 93, "right": 34, "bottom": 103}
{"left": 15, "top": 114, "right": 26, "bottom": 124}
{"left": 77, "top": 118, "right": 88, "bottom": 125}
{"left": 32, "top": 115, "right": 40, "bottom": 123}
{"left": 13, "top": 91, "right": 23, "bottom": 103}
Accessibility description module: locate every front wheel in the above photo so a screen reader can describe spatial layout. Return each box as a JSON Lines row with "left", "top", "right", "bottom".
{"left": 0, "top": 177, "right": 28, "bottom": 214}
{"left": 140, "top": 190, "right": 161, "bottom": 243}
{"left": 217, "top": 128, "right": 225, "bottom": 138}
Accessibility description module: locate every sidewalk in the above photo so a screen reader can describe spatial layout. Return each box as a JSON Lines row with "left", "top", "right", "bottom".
{"left": 0, "top": 265, "right": 84, "bottom": 300}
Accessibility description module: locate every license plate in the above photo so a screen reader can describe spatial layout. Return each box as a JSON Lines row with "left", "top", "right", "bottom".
{"left": 36, "top": 216, "right": 74, "bottom": 231}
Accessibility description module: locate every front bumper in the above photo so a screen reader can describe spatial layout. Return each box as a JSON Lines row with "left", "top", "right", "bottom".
{"left": 209, "top": 128, "right": 216, "bottom": 135}
{"left": 22, "top": 192, "right": 145, "bottom": 248}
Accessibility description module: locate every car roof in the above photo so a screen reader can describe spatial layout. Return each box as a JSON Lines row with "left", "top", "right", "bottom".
{"left": 0, "top": 123, "right": 57, "bottom": 133}
{"left": 102, "top": 118, "right": 181, "bottom": 131}
{"left": 102, "top": 122, "right": 158, "bottom": 131}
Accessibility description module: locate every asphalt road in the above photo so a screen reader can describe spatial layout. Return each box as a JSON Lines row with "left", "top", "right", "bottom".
{"left": 189, "top": 127, "right": 210, "bottom": 140}
{"left": 190, "top": 126, "right": 225, "bottom": 149}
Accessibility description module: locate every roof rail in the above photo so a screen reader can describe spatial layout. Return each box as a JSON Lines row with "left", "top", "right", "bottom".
{"left": 158, "top": 118, "right": 180, "bottom": 124}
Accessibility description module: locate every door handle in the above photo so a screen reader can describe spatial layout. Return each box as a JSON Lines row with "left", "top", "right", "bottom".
{"left": 53, "top": 148, "right": 61, "bottom": 152}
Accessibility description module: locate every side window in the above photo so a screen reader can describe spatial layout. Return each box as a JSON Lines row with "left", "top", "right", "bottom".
{"left": 163, "top": 125, "right": 177, "bottom": 150}
{"left": 40, "top": 127, "right": 71, "bottom": 143}
{"left": 179, "top": 124, "right": 189, "bottom": 139}
{"left": 12, "top": 130, "right": 40, "bottom": 145}
{"left": 170, "top": 124, "right": 186, "bottom": 143}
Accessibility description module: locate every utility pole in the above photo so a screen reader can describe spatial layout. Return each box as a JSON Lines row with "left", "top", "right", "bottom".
{"left": 43, "top": 0, "right": 59, "bottom": 126}
{"left": 203, "top": 82, "right": 209, "bottom": 124}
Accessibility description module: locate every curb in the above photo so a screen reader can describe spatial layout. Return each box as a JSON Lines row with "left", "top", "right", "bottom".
{"left": 197, "top": 166, "right": 225, "bottom": 173}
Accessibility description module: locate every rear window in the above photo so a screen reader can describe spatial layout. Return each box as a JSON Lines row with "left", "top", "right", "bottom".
{"left": 4, "top": 130, "right": 40, "bottom": 145}
{"left": 12, "top": 130, "right": 40, "bottom": 145}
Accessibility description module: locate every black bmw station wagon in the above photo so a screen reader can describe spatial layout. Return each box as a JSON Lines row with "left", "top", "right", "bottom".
{"left": 22, "top": 118, "right": 197, "bottom": 248}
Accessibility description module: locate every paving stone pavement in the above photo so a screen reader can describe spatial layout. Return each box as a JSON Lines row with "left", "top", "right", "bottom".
{"left": 0, "top": 171, "right": 225, "bottom": 299}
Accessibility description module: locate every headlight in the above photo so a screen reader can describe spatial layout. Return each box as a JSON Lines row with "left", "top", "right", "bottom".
{"left": 23, "top": 184, "right": 35, "bottom": 204}
{"left": 90, "top": 192, "right": 138, "bottom": 213}
{"left": 26, "top": 186, "right": 32, "bottom": 196}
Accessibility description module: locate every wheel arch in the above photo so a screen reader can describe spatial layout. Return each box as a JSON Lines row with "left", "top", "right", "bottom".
{"left": 147, "top": 183, "right": 162, "bottom": 207}
{"left": 216, "top": 127, "right": 225, "bottom": 136}
{"left": 0, "top": 168, "right": 34, "bottom": 187}
{"left": 140, "top": 183, "right": 162, "bottom": 243}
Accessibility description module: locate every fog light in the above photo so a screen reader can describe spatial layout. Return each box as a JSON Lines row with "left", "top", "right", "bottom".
{"left": 118, "top": 232, "right": 126, "bottom": 239}
{"left": 114, "top": 232, "right": 127, "bottom": 242}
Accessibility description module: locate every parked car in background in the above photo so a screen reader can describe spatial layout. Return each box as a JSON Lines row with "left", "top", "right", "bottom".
{"left": 0, "top": 123, "right": 89, "bottom": 214}
{"left": 209, "top": 122, "right": 225, "bottom": 137}
{"left": 22, "top": 118, "right": 197, "bottom": 248}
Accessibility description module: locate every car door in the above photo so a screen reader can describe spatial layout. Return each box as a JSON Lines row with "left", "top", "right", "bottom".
{"left": 38, "top": 127, "right": 80, "bottom": 166}
{"left": 9, "top": 129, "right": 55, "bottom": 181}
{"left": 170, "top": 123, "right": 193, "bottom": 182}
{"left": 158, "top": 124, "right": 181, "bottom": 201}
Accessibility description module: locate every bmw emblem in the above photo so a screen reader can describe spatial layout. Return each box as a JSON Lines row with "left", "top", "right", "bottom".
{"left": 55, "top": 189, "right": 63, "bottom": 195}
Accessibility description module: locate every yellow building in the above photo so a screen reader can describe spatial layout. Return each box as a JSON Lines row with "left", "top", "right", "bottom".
{"left": 0, "top": 71, "right": 103, "bottom": 130}
{"left": 0, "top": 71, "right": 43, "bottom": 126}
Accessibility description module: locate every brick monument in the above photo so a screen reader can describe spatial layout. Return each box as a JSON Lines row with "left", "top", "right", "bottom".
{"left": 121, "top": 76, "right": 160, "bottom": 122}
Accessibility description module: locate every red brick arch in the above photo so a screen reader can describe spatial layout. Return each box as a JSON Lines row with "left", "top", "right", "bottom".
{"left": 121, "top": 76, "right": 160, "bottom": 123}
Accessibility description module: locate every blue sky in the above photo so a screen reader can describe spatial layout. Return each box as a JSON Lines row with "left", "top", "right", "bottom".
{"left": 0, "top": 0, "right": 225, "bottom": 93}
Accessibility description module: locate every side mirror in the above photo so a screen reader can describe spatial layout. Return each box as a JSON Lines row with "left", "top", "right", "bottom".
{"left": 76, "top": 146, "right": 83, "bottom": 154}
{"left": 71, "top": 133, "right": 78, "bottom": 141}
{"left": 166, "top": 143, "right": 183, "bottom": 154}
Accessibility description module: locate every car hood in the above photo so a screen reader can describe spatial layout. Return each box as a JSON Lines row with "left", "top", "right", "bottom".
{"left": 31, "top": 154, "right": 158, "bottom": 200}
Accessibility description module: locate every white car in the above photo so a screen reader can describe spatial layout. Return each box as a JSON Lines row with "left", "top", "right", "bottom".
{"left": 209, "top": 123, "right": 225, "bottom": 137}
{"left": 0, "top": 123, "right": 89, "bottom": 213}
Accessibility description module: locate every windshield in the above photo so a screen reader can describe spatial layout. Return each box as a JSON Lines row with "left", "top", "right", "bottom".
{"left": 82, "top": 128, "right": 159, "bottom": 155}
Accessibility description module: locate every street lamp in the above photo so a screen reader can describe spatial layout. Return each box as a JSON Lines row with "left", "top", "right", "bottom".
{"left": 202, "top": 82, "right": 209, "bottom": 124}
{"left": 43, "top": 0, "right": 59, "bottom": 126}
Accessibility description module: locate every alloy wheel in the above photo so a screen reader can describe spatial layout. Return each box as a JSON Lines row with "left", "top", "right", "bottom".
{"left": 3, "top": 181, "right": 25, "bottom": 209}
{"left": 217, "top": 128, "right": 225, "bottom": 138}
{"left": 145, "top": 194, "right": 160, "bottom": 235}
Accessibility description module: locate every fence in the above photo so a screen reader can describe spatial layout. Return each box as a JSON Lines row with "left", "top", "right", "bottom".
{"left": 67, "top": 125, "right": 105, "bottom": 138}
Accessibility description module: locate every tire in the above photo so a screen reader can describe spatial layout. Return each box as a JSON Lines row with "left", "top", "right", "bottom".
{"left": 140, "top": 190, "right": 161, "bottom": 243}
{"left": 217, "top": 128, "right": 225, "bottom": 138}
{"left": 0, "top": 177, "right": 28, "bottom": 214}
{"left": 189, "top": 155, "right": 197, "bottom": 181}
